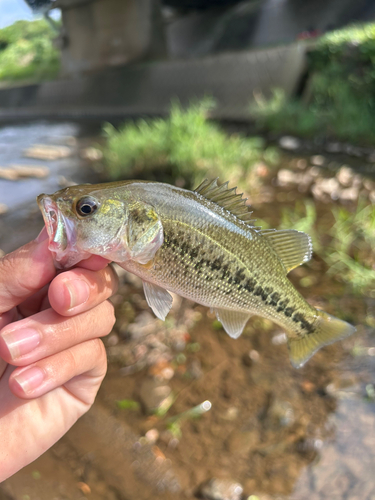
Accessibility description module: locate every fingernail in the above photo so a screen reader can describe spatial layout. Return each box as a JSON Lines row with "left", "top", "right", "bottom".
{"left": 1, "top": 328, "right": 41, "bottom": 360}
{"left": 13, "top": 366, "right": 44, "bottom": 394}
{"left": 66, "top": 279, "right": 90, "bottom": 309}
{"left": 35, "top": 227, "right": 48, "bottom": 243}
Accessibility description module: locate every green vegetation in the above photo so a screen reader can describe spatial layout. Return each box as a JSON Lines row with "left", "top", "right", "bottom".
{"left": 251, "top": 23, "right": 375, "bottom": 144}
{"left": 280, "top": 200, "right": 375, "bottom": 297}
{"left": 0, "top": 19, "right": 60, "bottom": 83}
{"left": 116, "top": 399, "right": 140, "bottom": 410}
{"left": 325, "top": 203, "right": 375, "bottom": 295}
{"left": 102, "top": 100, "right": 278, "bottom": 187}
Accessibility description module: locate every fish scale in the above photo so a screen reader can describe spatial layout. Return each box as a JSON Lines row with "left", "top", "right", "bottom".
{"left": 124, "top": 214, "right": 317, "bottom": 339}
{"left": 37, "top": 179, "right": 356, "bottom": 368}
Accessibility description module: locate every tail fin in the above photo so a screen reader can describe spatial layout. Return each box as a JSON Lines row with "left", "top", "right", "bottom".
{"left": 287, "top": 310, "right": 356, "bottom": 368}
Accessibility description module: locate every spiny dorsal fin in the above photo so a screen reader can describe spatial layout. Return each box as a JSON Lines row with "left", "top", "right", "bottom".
{"left": 261, "top": 229, "right": 313, "bottom": 273}
{"left": 194, "top": 178, "right": 258, "bottom": 226}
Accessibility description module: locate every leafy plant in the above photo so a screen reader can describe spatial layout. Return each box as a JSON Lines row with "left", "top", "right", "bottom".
{"left": 279, "top": 199, "right": 375, "bottom": 296}
{"left": 116, "top": 399, "right": 140, "bottom": 410}
{"left": 251, "top": 23, "right": 375, "bottom": 144}
{"left": 0, "top": 19, "right": 60, "bottom": 82}
{"left": 325, "top": 203, "right": 375, "bottom": 295}
{"left": 102, "top": 99, "right": 278, "bottom": 187}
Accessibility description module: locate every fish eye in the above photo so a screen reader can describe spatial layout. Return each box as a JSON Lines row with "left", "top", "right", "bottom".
{"left": 76, "top": 197, "right": 98, "bottom": 217}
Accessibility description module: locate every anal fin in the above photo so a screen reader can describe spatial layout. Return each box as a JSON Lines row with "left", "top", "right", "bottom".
{"left": 214, "top": 308, "right": 251, "bottom": 339}
{"left": 143, "top": 281, "right": 173, "bottom": 321}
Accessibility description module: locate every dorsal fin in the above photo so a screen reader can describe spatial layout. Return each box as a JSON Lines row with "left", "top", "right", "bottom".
{"left": 194, "top": 178, "right": 258, "bottom": 226}
{"left": 261, "top": 229, "right": 313, "bottom": 273}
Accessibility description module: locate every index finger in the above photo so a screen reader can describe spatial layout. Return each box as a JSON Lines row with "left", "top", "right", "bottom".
{"left": 0, "top": 235, "right": 56, "bottom": 314}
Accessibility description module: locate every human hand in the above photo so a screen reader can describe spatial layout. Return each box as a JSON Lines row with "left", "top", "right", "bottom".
{"left": 0, "top": 230, "right": 118, "bottom": 481}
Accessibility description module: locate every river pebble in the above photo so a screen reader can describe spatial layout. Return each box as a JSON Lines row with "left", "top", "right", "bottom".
{"left": 310, "top": 155, "right": 325, "bottom": 166}
{"left": 279, "top": 136, "right": 300, "bottom": 150}
{"left": 23, "top": 144, "right": 72, "bottom": 160}
{"left": 336, "top": 165, "right": 354, "bottom": 186}
{"left": 139, "top": 378, "right": 173, "bottom": 414}
{"left": 199, "top": 478, "right": 244, "bottom": 500}
{"left": 0, "top": 165, "right": 49, "bottom": 180}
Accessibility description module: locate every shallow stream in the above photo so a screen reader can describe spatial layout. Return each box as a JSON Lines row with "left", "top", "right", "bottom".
{"left": 0, "top": 121, "right": 374, "bottom": 500}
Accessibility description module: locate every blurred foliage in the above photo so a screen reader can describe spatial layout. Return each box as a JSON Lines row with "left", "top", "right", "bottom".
{"left": 280, "top": 200, "right": 322, "bottom": 253}
{"left": 325, "top": 202, "right": 375, "bottom": 296}
{"left": 251, "top": 23, "right": 375, "bottom": 144}
{"left": 0, "top": 19, "right": 60, "bottom": 82}
{"left": 280, "top": 200, "right": 375, "bottom": 296}
{"left": 102, "top": 99, "right": 278, "bottom": 188}
{"left": 116, "top": 399, "right": 140, "bottom": 410}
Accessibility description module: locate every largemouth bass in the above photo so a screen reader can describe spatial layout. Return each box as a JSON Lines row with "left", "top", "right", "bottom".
{"left": 37, "top": 179, "right": 355, "bottom": 368}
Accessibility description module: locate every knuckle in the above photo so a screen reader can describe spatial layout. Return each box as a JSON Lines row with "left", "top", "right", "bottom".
{"left": 107, "top": 264, "right": 119, "bottom": 293}
{"left": 98, "top": 266, "right": 119, "bottom": 298}
{"left": 65, "top": 348, "right": 79, "bottom": 373}
{"left": 91, "top": 338, "right": 107, "bottom": 363}
{"left": 0, "top": 255, "right": 25, "bottom": 298}
{"left": 104, "top": 300, "right": 116, "bottom": 330}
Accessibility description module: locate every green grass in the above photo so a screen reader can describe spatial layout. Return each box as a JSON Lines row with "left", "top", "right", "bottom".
{"left": 0, "top": 19, "right": 60, "bottom": 83}
{"left": 250, "top": 22, "right": 375, "bottom": 144}
{"left": 325, "top": 203, "right": 375, "bottom": 296}
{"left": 102, "top": 99, "right": 279, "bottom": 188}
{"left": 280, "top": 200, "right": 375, "bottom": 297}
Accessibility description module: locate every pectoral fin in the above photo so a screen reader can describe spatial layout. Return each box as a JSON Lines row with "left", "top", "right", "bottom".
{"left": 214, "top": 308, "right": 251, "bottom": 339}
{"left": 143, "top": 281, "right": 173, "bottom": 321}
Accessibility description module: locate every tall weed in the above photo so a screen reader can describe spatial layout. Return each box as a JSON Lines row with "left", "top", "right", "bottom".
{"left": 102, "top": 100, "right": 278, "bottom": 187}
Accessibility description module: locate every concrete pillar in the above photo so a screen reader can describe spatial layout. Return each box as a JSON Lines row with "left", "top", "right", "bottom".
{"left": 55, "top": 0, "right": 166, "bottom": 76}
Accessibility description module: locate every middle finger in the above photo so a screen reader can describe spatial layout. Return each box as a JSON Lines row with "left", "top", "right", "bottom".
{"left": 0, "top": 301, "right": 115, "bottom": 366}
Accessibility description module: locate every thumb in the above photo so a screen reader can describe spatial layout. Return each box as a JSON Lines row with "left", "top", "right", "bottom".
{"left": 0, "top": 231, "right": 56, "bottom": 315}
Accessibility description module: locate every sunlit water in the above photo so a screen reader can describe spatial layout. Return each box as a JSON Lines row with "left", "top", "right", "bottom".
{"left": 0, "top": 122, "right": 83, "bottom": 210}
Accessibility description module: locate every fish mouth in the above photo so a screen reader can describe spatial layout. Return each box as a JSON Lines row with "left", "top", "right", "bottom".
{"left": 37, "top": 195, "right": 60, "bottom": 245}
{"left": 37, "top": 194, "right": 77, "bottom": 267}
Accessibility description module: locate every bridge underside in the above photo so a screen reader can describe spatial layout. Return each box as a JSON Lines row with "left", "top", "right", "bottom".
{"left": 0, "top": 43, "right": 306, "bottom": 122}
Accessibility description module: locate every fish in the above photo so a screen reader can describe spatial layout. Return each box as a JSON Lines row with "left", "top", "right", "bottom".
{"left": 37, "top": 178, "right": 356, "bottom": 368}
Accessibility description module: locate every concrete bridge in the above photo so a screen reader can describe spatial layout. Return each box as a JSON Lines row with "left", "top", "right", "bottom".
{"left": 1, "top": 0, "right": 373, "bottom": 122}
{"left": 0, "top": 42, "right": 306, "bottom": 122}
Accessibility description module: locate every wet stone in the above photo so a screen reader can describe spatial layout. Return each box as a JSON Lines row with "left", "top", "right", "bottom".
{"left": 325, "top": 142, "right": 342, "bottom": 153}
{"left": 336, "top": 166, "right": 354, "bottom": 187}
{"left": 199, "top": 478, "right": 244, "bottom": 500}
{"left": 310, "top": 155, "right": 325, "bottom": 167}
{"left": 23, "top": 144, "right": 72, "bottom": 160}
{"left": 0, "top": 165, "right": 49, "bottom": 180}
{"left": 279, "top": 136, "right": 301, "bottom": 150}
{"left": 277, "top": 169, "right": 298, "bottom": 186}
{"left": 139, "top": 378, "right": 173, "bottom": 414}
{"left": 0, "top": 203, "right": 8, "bottom": 215}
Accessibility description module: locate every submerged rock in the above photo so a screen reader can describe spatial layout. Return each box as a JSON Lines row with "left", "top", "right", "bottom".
{"left": 23, "top": 144, "right": 71, "bottom": 160}
{"left": 0, "top": 203, "right": 8, "bottom": 215}
{"left": 0, "top": 165, "right": 49, "bottom": 180}
{"left": 279, "top": 136, "right": 301, "bottom": 150}
{"left": 139, "top": 378, "right": 173, "bottom": 414}
{"left": 310, "top": 155, "right": 325, "bottom": 167}
{"left": 199, "top": 478, "right": 244, "bottom": 500}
